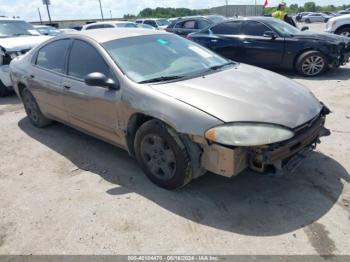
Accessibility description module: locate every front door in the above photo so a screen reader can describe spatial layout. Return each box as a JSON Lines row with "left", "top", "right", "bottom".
{"left": 239, "top": 21, "right": 284, "bottom": 68}
{"left": 62, "top": 39, "right": 123, "bottom": 145}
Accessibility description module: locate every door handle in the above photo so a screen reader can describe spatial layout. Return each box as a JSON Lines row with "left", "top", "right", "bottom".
{"left": 211, "top": 39, "right": 218, "bottom": 43}
{"left": 243, "top": 40, "right": 251, "bottom": 44}
{"left": 30, "top": 74, "right": 35, "bottom": 78}
{"left": 63, "top": 85, "right": 71, "bottom": 89}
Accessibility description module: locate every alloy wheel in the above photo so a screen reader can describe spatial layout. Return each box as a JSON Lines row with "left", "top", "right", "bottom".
{"left": 301, "top": 55, "right": 325, "bottom": 76}
{"left": 340, "top": 31, "right": 350, "bottom": 38}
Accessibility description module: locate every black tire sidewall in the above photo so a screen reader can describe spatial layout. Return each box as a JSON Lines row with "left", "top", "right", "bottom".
{"left": 296, "top": 51, "right": 327, "bottom": 77}
{"left": 134, "top": 120, "right": 192, "bottom": 189}
{"left": 22, "top": 88, "right": 51, "bottom": 127}
{"left": 0, "top": 80, "right": 10, "bottom": 97}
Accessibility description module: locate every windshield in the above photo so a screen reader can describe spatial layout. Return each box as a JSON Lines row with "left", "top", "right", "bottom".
{"left": 267, "top": 19, "right": 300, "bottom": 35}
{"left": 103, "top": 34, "right": 229, "bottom": 83}
{"left": 156, "top": 19, "right": 170, "bottom": 26}
{"left": 0, "top": 20, "right": 39, "bottom": 37}
{"left": 36, "top": 26, "right": 62, "bottom": 36}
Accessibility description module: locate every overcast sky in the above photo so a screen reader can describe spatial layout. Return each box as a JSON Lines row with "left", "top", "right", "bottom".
{"left": 0, "top": 0, "right": 348, "bottom": 21}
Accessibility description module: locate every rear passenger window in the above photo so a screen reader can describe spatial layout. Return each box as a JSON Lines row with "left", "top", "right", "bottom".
{"left": 144, "top": 20, "right": 157, "bottom": 27}
{"left": 183, "top": 20, "right": 196, "bottom": 29}
{"left": 68, "top": 40, "right": 111, "bottom": 80}
{"left": 241, "top": 21, "right": 270, "bottom": 36}
{"left": 36, "top": 39, "right": 70, "bottom": 73}
{"left": 86, "top": 24, "right": 105, "bottom": 30}
{"left": 211, "top": 21, "right": 242, "bottom": 35}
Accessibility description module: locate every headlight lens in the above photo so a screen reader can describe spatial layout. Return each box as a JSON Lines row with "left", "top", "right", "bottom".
{"left": 205, "top": 123, "right": 294, "bottom": 147}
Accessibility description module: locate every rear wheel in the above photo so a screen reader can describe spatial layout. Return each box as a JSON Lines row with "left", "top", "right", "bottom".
{"left": 335, "top": 27, "right": 350, "bottom": 38}
{"left": 296, "top": 51, "right": 327, "bottom": 77}
{"left": 134, "top": 119, "right": 193, "bottom": 189}
{"left": 21, "top": 88, "right": 52, "bottom": 128}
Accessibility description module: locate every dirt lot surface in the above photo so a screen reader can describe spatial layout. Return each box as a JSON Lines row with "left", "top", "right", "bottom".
{"left": 0, "top": 23, "right": 349, "bottom": 255}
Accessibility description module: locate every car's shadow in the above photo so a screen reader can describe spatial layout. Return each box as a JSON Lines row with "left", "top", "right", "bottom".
{"left": 18, "top": 117, "right": 350, "bottom": 236}
{"left": 277, "top": 66, "right": 350, "bottom": 81}
{"left": 0, "top": 95, "right": 20, "bottom": 106}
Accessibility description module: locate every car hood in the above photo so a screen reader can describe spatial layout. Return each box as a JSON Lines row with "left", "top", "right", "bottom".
{"left": 292, "top": 31, "right": 349, "bottom": 43}
{"left": 150, "top": 64, "right": 322, "bottom": 129}
{"left": 0, "top": 35, "right": 51, "bottom": 52}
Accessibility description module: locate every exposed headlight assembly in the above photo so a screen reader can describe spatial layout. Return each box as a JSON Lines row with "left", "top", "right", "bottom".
{"left": 205, "top": 123, "right": 294, "bottom": 147}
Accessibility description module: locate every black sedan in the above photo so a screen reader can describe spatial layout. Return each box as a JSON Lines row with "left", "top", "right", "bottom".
{"left": 188, "top": 17, "right": 350, "bottom": 76}
{"left": 166, "top": 15, "right": 226, "bottom": 37}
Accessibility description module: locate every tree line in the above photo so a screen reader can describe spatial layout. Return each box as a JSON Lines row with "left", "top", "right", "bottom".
{"left": 123, "top": 2, "right": 350, "bottom": 19}
{"left": 264, "top": 2, "right": 350, "bottom": 15}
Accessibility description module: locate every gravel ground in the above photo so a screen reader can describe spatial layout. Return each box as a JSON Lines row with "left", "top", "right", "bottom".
{"left": 0, "top": 23, "right": 349, "bottom": 255}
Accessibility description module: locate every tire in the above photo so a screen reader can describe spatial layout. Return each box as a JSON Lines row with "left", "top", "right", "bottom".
{"left": 0, "top": 80, "right": 10, "bottom": 97}
{"left": 134, "top": 119, "right": 192, "bottom": 189}
{"left": 335, "top": 27, "right": 350, "bottom": 38}
{"left": 305, "top": 19, "right": 311, "bottom": 24}
{"left": 21, "top": 88, "right": 52, "bottom": 128}
{"left": 296, "top": 50, "right": 327, "bottom": 77}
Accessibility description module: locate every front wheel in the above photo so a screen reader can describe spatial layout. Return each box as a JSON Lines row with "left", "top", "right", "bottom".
{"left": 134, "top": 119, "right": 193, "bottom": 189}
{"left": 21, "top": 88, "right": 52, "bottom": 127}
{"left": 296, "top": 51, "right": 327, "bottom": 77}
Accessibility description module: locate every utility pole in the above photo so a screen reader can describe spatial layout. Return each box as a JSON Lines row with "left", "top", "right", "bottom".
{"left": 255, "top": 0, "right": 257, "bottom": 16}
{"left": 225, "top": 0, "right": 228, "bottom": 17}
{"left": 110, "top": 10, "right": 112, "bottom": 19}
{"left": 98, "top": 0, "right": 104, "bottom": 21}
{"left": 38, "top": 8, "right": 43, "bottom": 24}
{"left": 42, "top": 0, "right": 52, "bottom": 24}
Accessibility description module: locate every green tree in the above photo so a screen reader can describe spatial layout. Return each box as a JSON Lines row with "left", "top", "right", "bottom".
{"left": 304, "top": 2, "right": 317, "bottom": 12}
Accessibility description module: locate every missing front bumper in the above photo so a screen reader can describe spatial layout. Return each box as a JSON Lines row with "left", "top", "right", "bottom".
{"left": 201, "top": 114, "right": 330, "bottom": 178}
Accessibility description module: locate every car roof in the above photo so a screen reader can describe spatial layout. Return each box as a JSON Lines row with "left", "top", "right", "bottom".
{"left": 86, "top": 21, "right": 134, "bottom": 25}
{"left": 68, "top": 28, "right": 167, "bottom": 43}
{"left": 0, "top": 18, "right": 25, "bottom": 22}
{"left": 225, "top": 16, "right": 277, "bottom": 23}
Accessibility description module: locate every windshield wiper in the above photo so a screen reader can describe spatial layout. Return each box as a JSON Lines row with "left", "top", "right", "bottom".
{"left": 209, "top": 61, "right": 235, "bottom": 71}
{"left": 139, "top": 75, "right": 185, "bottom": 84}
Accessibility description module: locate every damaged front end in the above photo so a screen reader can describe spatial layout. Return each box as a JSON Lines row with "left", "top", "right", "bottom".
{"left": 0, "top": 47, "right": 31, "bottom": 87}
{"left": 200, "top": 106, "right": 331, "bottom": 177}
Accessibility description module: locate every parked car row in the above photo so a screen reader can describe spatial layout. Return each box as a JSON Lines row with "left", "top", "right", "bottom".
{"left": 296, "top": 10, "right": 350, "bottom": 23}
{"left": 187, "top": 17, "right": 350, "bottom": 77}
{"left": 9, "top": 28, "right": 331, "bottom": 189}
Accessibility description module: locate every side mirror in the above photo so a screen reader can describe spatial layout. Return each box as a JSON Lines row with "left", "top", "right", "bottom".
{"left": 84, "top": 72, "right": 119, "bottom": 90}
{"left": 263, "top": 31, "right": 277, "bottom": 39}
{"left": 301, "top": 26, "right": 309, "bottom": 31}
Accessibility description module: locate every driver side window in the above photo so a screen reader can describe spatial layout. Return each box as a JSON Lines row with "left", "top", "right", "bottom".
{"left": 68, "top": 40, "right": 111, "bottom": 80}
{"left": 241, "top": 21, "right": 271, "bottom": 36}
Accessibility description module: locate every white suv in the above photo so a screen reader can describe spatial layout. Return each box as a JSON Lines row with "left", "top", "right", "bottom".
{"left": 0, "top": 18, "right": 50, "bottom": 96}
{"left": 325, "top": 14, "right": 350, "bottom": 37}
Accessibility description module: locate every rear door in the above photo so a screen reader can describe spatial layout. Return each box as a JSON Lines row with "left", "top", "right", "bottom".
{"left": 203, "top": 21, "right": 244, "bottom": 61}
{"left": 62, "top": 39, "right": 123, "bottom": 145}
{"left": 30, "top": 39, "right": 71, "bottom": 120}
{"left": 239, "top": 20, "right": 284, "bottom": 68}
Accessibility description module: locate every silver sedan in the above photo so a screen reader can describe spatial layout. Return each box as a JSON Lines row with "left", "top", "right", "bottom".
{"left": 9, "top": 29, "right": 330, "bottom": 189}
